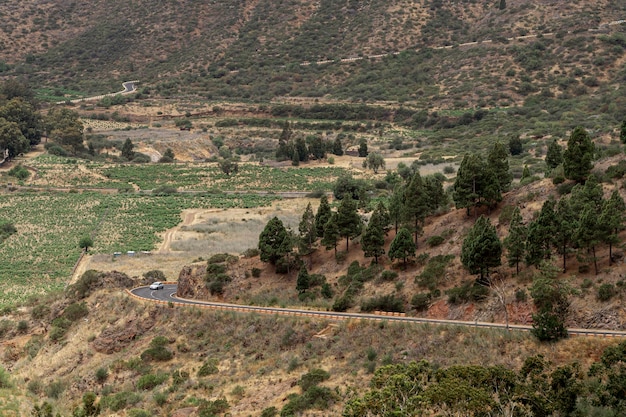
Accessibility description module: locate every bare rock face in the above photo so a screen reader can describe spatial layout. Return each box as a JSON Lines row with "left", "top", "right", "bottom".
{"left": 177, "top": 264, "right": 208, "bottom": 299}
{"left": 91, "top": 311, "right": 157, "bottom": 354}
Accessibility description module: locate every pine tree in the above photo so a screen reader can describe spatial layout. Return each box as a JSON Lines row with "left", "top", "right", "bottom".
{"left": 362, "top": 208, "right": 386, "bottom": 264}
{"left": 336, "top": 198, "right": 363, "bottom": 251}
{"left": 402, "top": 171, "right": 428, "bottom": 246}
{"left": 530, "top": 262, "right": 571, "bottom": 342}
{"left": 332, "top": 136, "right": 344, "bottom": 156}
{"left": 509, "top": 136, "right": 523, "bottom": 156}
{"left": 258, "top": 217, "right": 291, "bottom": 266}
{"left": 121, "top": 138, "right": 135, "bottom": 160}
{"left": 599, "top": 190, "right": 625, "bottom": 265}
{"left": 487, "top": 141, "right": 512, "bottom": 193}
{"left": 314, "top": 195, "right": 332, "bottom": 238}
{"left": 296, "top": 266, "right": 310, "bottom": 294}
{"left": 358, "top": 139, "right": 368, "bottom": 157}
{"left": 545, "top": 139, "right": 563, "bottom": 172}
{"left": 563, "top": 126, "right": 594, "bottom": 183}
{"left": 554, "top": 197, "right": 577, "bottom": 272}
{"left": 461, "top": 215, "right": 502, "bottom": 284}
{"left": 503, "top": 207, "right": 526, "bottom": 274}
{"left": 298, "top": 203, "right": 316, "bottom": 267}
{"left": 388, "top": 228, "right": 416, "bottom": 267}
{"left": 423, "top": 174, "right": 447, "bottom": 213}
{"left": 526, "top": 200, "right": 558, "bottom": 268}
{"left": 453, "top": 153, "right": 501, "bottom": 216}
{"left": 575, "top": 206, "right": 602, "bottom": 275}
{"left": 388, "top": 183, "right": 405, "bottom": 234}
{"left": 321, "top": 213, "right": 340, "bottom": 256}
{"left": 295, "top": 137, "right": 308, "bottom": 162}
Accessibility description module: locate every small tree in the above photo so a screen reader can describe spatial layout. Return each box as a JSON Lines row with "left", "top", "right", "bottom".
{"left": 296, "top": 266, "right": 310, "bottom": 294}
{"left": 159, "top": 148, "right": 175, "bottom": 163}
{"left": 508, "top": 136, "right": 523, "bottom": 156}
{"left": 258, "top": 217, "right": 291, "bottom": 267}
{"left": 314, "top": 195, "right": 332, "bottom": 238}
{"left": 563, "top": 126, "right": 594, "bottom": 183}
{"left": 219, "top": 158, "right": 239, "bottom": 176}
{"left": 503, "top": 207, "right": 526, "bottom": 274}
{"left": 545, "top": 139, "right": 563, "bottom": 172}
{"left": 389, "top": 228, "right": 416, "bottom": 267}
{"left": 298, "top": 202, "right": 316, "bottom": 267}
{"left": 321, "top": 213, "right": 340, "bottom": 256}
{"left": 121, "top": 138, "right": 135, "bottom": 160}
{"left": 79, "top": 236, "right": 93, "bottom": 252}
{"left": 335, "top": 197, "right": 363, "bottom": 251}
{"left": 461, "top": 215, "right": 502, "bottom": 284}
{"left": 332, "top": 137, "right": 344, "bottom": 156}
{"left": 530, "top": 262, "right": 571, "bottom": 342}
{"left": 363, "top": 152, "right": 385, "bottom": 173}
{"left": 362, "top": 210, "right": 386, "bottom": 264}
{"left": 599, "top": 190, "right": 626, "bottom": 265}
{"left": 358, "top": 139, "right": 368, "bottom": 157}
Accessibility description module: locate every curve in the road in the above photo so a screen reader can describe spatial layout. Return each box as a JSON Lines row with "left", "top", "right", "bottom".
{"left": 129, "top": 284, "right": 626, "bottom": 338}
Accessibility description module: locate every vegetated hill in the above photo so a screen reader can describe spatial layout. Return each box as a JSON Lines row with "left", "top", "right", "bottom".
{"left": 1, "top": 0, "right": 625, "bottom": 111}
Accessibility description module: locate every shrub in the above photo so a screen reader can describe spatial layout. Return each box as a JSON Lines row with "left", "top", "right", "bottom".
{"left": 153, "top": 391, "right": 168, "bottom": 406}
{"left": 0, "top": 366, "right": 11, "bottom": 389}
{"left": 411, "top": 293, "right": 431, "bottom": 311}
{"left": 380, "top": 270, "right": 398, "bottom": 281}
{"left": 597, "top": 284, "right": 616, "bottom": 302}
{"left": 136, "top": 372, "right": 169, "bottom": 390}
{"left": 16, "top": 320, "right": 28, "bottom": 332}
{"left": 243, "top": 248, "right": 260, "bottom": 258}
{"left": 8, "top": 164, "right": 29, "bottom": 180}
{"left": 515, "top": 289, "right": 528, "bottom": 302}
{"left": 446, "top": 281, "right": 490, "bottom": 304}
{"left": 128, "top": 410, "right": 151, "bottom": 417}
{"left": 95, "top": 367, "right": 109, "bottom": 384}
{"left": 299, "top": 369, "right": 330, "bottom": 392}
{"left": 45, "top": 380, "right": 65, "bottom": 399}
{"left": 63, "top": 302, "right": 88, "bottom": 321}
{"left": 416, "top": 255, "right": 454, "bottom": 290}
{"left": 102, "top": 391, "right": 142, "bottom": 411}
{"left": 197, "top": 358, "right": 219, "bottom": 377}
{"left": 261, "top": 407, "right": 278, "bottom": 417}
{"left": 251, "top": 267, "right": 262, "bottom": 278}
{"left": 426, "top": 235, "right": 445, "bottom": 247}
{"left": 143, "top": 270, "right": 166, "bottom": 282}
{"left": 141, "top": 337, "right": 173, "bottom": 362}
{"left": 360, "top": 294, "right": 405, "bottom": 313}
{"left": 31, "top": 304, "right": 50, "bottom": 320}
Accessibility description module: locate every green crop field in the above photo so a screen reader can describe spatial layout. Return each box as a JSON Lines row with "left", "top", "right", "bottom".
{"left": 0, "top": 191, "right": 278, "bottom": 307}
{"left": 27, "top": 156, "right": 349, "bottom": 192}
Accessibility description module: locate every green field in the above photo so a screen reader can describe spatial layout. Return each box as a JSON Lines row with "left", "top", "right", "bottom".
{"left": 27, "top": 156, "right": 348, "bottom": 192}
{"left": 0, "top": 191, "right": 278, "bottom": 307}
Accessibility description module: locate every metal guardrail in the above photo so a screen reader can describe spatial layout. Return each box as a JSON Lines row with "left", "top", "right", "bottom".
{"left": 127, "top": 285, "right": 626, "bottom": 338}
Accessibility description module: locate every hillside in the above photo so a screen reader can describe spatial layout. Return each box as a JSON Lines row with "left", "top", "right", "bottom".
{"left": 1, "top": 0, "right": 625, "bottom": 113}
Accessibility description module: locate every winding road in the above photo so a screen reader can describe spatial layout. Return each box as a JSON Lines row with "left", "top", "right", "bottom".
{"left": 130, "top": 284, "right": 626, "bottom": 338}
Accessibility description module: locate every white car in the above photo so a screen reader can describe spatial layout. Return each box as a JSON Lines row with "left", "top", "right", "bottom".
{"left": 149, "top": 282, "right": 164, "bottom": 290}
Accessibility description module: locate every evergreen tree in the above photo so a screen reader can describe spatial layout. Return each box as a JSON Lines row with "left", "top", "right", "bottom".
{"left": 620, "top": 119, "right": 626, "bottom": 144}
{"left": 461, "top": 215, "right": 502, "bottom": 284}
{"left": 45, "top": 107, "right": 84, "bottom": 154}
{"left": 503, "top": 207, "right": 526, "bottom": 274}
{"left": 291, "top": 148, "right": 300, "bottom": 166}
{"left": 563, "top": 126, "right": 594, "bottom": 183}
{"left": 321, "top": 213, "right": 340, "bottom": 255}
{"left": 258, "top": 217, "right": 291, "bottom": 266}
{"left": 545, "top": 139, "right": 563, "bottom": 172}
{"left": 530, "top": 262, "right": 571, "bottom": 342}
{"left": 314, "top": 195, "right": 332, "bottom": 238}
{"left": 295, "top": 137, "right": 308, "bottom": 162}
{"left": 575, "top": 206, "right": 602, "bottom": 275}
{"left": 388, "top": 183, "right": 405, "bottom": 234}
{"left": 570, "top": 174, "right": 603, "bottom": 214}
{"left": 358, "top": 139, "right": 368, "bottom": 157}
{"left": 526, "top": 199, "right": 558, "bottom": 268}
{"left": 336, "top": 198, "right": 363, "bottom": 251}
{"left": 599, "top": 190, "right": 626, "bottom": 265}
{"left": 332, "top": 136, "right": 344, "bottom": 156}
{"left": 298, "top": 203, "right": 317, "bottom": 267}
{"left": 296, "top": 266, "right": 310, "bottom": 294}
{"left": 554, "top": 197, "right": 578, "bottom": 272}
{"left": 423, "top": 174, "right": 447, "bottom": 213}
{"left": 388, "top": 227, "right": 416, "bottom": 267}
{"left": 309, "top": 135, "right": 326, "bottom": 160}
{"left": 487, "top": 141, "right": 512, "bottom": 193}
{"left": 0, "top": 118, "right": 29, "bottom": 160}
{"left": 121, "top": 138, "right": 134, "bottom": 160}
{"left": 453, "top": 153, "right": 501, "bottom": 216}
{"left": 509, "top": 136, "right": 523, "bottom": 156}
{"left": 373, "top": 200, "right": 391, "bottom": 234}
{"left": 402, "top": 171, "right": 428, "bottom": 246}
{"left": 362, "top": 208, "right": 386, "bottom": 263}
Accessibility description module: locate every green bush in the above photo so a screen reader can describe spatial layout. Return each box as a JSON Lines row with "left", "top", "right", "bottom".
{"left": 31, "top": 304, "right": 50, "bottom": 320}
{"left": 251, "top": 267, "right": 262, "bottom": 278}
{"left": 416, "top": 255, "right": 454, "bottom": 290}
{"left": 597, "top": 283, "right": 617, "bottom": 302}
{"left": 360, "top": 294, "right": 405, "bottom": 313}
{"left": 45, "top": 380, "right": 65, "bottom": 399}
{"left": 197, "top": 358, "right": 219, "bottom": 377}
{"left": 0, "top": 366, "right": 12, "bottom": 389}
{"left": 102, "top": 391, "right": 142, "bottom": 411}
{"left": 95, "top": 367, "right": 109, "bottom": 384}
{"left": 7, "top": 164, "right": 30, "bottom": 180}
{"left": 426, "top": 235, "right": 445, "bottom": 247}
{"left": 411, "top": 293, "right": 431, "bottom": 311}
{"left": 515, "top": 289, "right": 528, "bottom": 302}
{"left": 299, "top": 369, "right": 330, "bottom": 392}
{"left": 141, "top": 337, "right": 173, "bottom": 362}
{"left": 446, "top": 281, "right": 490, "bottom": 304}
{"left": 380, "top": 270, "right": 398, "bottom": 281}
{"left": 63, "top": 302, "right": 89, "bottom": 321}
{"left": 136, "top": 372, "right": 169, "bottom": 390}
{"left": 198, "top": 398, "right": 229, "bottom": 417}
{"left": 128, "top": 410, "right": 151, "bottom": 417}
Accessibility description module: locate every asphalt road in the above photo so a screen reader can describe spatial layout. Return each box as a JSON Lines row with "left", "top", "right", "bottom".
{"left": 130, "top": 284, "right": 626, "bottom": 338}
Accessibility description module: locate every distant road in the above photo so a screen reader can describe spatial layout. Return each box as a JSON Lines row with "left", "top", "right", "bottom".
{"left": 56, "top": 80, "right": 139, "bottom": 104}
{"left": 130, "top": 284, "right": 626, "bottom": 338}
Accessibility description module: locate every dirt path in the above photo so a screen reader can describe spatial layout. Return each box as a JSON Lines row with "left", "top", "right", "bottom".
{"left": 157, "top": 209, "right": 204, "bottom": 253}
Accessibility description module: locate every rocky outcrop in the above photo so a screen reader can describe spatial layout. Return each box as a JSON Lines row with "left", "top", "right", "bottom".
{"left": 91, "top": 311, "right": 157, "bottom": 354}
{"left": 177, "top": 264, "right": 209, "bottom": 299}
